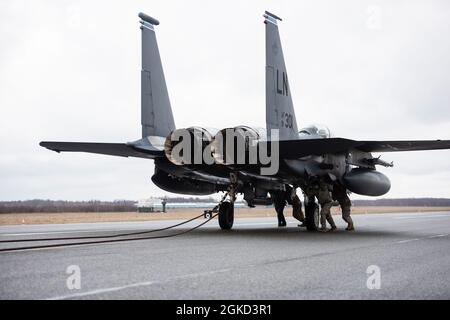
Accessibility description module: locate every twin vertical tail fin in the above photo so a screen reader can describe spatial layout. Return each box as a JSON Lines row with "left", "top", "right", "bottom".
{"left": 139, "top": 11, "right": 296, "bottom": 140}
{"left": 139, "top": 13, "right": 175, "bottom": 138}
{"left": 264, "top": 11, "right": 298, "bottom": 140}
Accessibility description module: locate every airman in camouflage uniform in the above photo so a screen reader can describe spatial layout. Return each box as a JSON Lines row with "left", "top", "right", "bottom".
{"left": 273, "top": 185, "right": 305, "bottom": 227}
{"left": 332, "top": 183, "right": 354, "bottom": 231}
{"left": 307, "top": 182, "right": 336, "bottom": 232}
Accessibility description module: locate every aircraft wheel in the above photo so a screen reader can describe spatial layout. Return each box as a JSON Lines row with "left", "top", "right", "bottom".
{"left": 218, "top": 201, "right": 234, "bottom": 230}
{"left": 305, "top": 202, "right": 320, "bottom": 231}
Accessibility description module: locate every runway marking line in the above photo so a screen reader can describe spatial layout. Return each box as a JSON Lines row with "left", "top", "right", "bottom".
{"left": 426, "top": 233, "right": 448, "bottom": 239}
{"left": 396, "top": 233, "right": 448, "bottom": 244}
{"left": 0, "top": 222, "right": 295, "bottom": 241}
{"left": 393, "top": 214, "right": 450, "bottom": 220}
{"left": 46, "top": 268, "right": 232, "bottom": 300}
{"left": 0, "top": 230, "right": 121, "bottom": 237}
{"left": 396, "top": 238, "right": 420, "bottom": 244}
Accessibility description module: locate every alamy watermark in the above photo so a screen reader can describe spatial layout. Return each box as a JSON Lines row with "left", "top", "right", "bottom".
{"left": 165, "top": 128, "right": 280, "bottom": 175}
{"left": 66, "top": 265, "right": 81, "bottom": 290}
{"left": 366, "top": 265, "right": 381, "bottom": 290}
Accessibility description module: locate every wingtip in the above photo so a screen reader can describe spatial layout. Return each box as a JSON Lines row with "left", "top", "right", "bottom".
{"left": 39, "top": 141, "right": 60, "bottom": 153}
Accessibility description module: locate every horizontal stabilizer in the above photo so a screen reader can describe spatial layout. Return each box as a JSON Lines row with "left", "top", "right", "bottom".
{"left": 40, "top": 141, "right": 164, "bottom": 159}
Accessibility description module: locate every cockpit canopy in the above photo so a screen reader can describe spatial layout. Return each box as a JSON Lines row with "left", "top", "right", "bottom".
{"left": 298, "top": 124, "right": 331, "bottom": 139}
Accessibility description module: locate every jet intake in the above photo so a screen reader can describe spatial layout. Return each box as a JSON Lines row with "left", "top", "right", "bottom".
{"left": 343, "top": 168, "right": 391, "bottom": 196}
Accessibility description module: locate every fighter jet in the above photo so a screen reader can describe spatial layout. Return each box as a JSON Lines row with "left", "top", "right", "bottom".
{"left": 40, "top": 12, "right": 450, "bottom": 231}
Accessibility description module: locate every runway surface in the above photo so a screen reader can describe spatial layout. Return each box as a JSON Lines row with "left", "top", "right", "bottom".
{"left": 1, "top": 211, "right": 450, "bottom": 299}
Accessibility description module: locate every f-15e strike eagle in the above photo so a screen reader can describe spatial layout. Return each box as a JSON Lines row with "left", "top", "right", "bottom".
{"left": 40, "top": 11, "right": 450, "bottom": 231}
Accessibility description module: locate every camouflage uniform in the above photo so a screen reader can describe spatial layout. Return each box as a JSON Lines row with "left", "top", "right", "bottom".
{"left": 273, "top": 185, "right": 305, "bottom": 227}
{"left": 332, "top": 184, "right": 354, "bottom": 231}
{"left": 273, "top": 190, "right": 287, "bottom": 227}
{"left": 307, "top": 183, "right": 336, "bottom": 231}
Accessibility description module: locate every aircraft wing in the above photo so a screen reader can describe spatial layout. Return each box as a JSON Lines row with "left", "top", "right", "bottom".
{"left": 40, "top": 141, "right": 165, "bottom": 159}
{"left": 273, "top": 138, "right": 360, "bottom": 158}
{"left": 41, "top": 138, "right": 450, "bottom": 161}
{"left": 353, "top": 140, "right": 450, "bottom": 153}
{"left": 267, "top": 138, "right": 450, "bottom": 159}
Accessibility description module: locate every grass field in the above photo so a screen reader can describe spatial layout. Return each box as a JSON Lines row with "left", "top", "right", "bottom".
{"left": 1, "top": 206, "right": 450, "bottom": 225}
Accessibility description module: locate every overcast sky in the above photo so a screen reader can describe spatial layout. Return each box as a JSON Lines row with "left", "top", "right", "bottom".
{"left": 1, "top": 0, "right": 450, "bottom": 201}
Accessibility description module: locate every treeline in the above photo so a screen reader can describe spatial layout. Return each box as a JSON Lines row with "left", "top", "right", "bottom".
{"left": 352, "top": 198, "right": 450, "bottom": 207}
{"left": 0, "top": 198, "right": 216, "bottom": 213}
{"left": 0, "top": 200, "right": 137, "bottom": 213}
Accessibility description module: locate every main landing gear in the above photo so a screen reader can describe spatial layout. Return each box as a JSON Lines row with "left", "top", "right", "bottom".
{"left": 203, "top": 173, "right": 237, "bottom": 230}
{"left": 218, "top": 173, "right": 237, "bottom": 230}
{"left": 218, "top": 201, "right": 234, "bottom": 230}
{"left": 203, "top": 192, "right": 235, "bottom": 230}
{"left": 304, "top": 196, "right": 320, "bottom": 231}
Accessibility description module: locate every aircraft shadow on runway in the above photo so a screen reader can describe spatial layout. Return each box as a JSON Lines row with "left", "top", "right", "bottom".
{"left": 164, "top": 227, "right": 414, "bottom": 241}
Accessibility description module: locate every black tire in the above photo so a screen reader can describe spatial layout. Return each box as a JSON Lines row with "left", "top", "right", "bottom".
{"left": 305, "top": 201, "right": 320, "bottom": 231}
{"left": 218, "top": 201, "right": 234, "bottom": 230}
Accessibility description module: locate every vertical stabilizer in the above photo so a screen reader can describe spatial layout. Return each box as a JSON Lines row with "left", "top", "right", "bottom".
{"left": 264, "top": 11, "right": 298, "bottom": 140}
{"left": 139, "top": 12, "right": 175, "bottom": 138}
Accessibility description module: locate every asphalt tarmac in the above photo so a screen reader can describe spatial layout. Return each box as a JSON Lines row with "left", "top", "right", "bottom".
{"left": 1, "top": 211, "right": 449, "bottom": 299}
